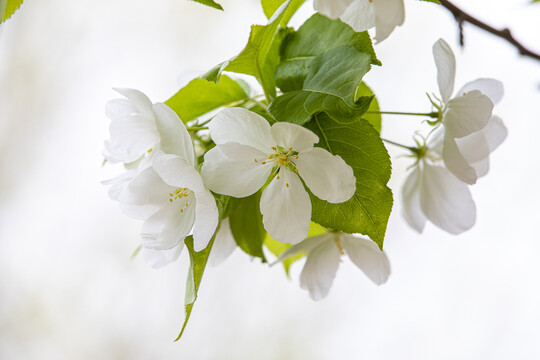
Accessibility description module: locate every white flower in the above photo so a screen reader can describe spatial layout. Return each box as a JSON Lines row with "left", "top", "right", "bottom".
{"left": 276, "top": 233, "right": 390, "bottom": 300}
{"left": 109, "top": 98, "right": 218, "bottom": 267}
{"left": 201, "top": 108, "right": 356, "bottom": 245}
{"left": 208, "top": 218, "right": 237, "bottom": 267}
{"left": 104, "top": 88, "right": 192, "bottom": 165}
{"left": 313, "top": 0, "right": 405, "bottom": 42}
{"left": 432, "top": 39, "right": 506, "bottom": 184}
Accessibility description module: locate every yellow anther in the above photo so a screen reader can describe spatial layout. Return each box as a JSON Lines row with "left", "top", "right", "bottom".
{"left": 295, "top": 169, "right": 298, "bottom": 173}
{"left": 261, "top": 161, "right": 266, "bottom": 164}
{"left": 271, "top": 147, "right": 276, "bottom": 150}
{"left": 254, "top": 159, "right": 258, "bottom": 162}
{"left": 180, "top": 208, "right": 183, "bottom": 213}
{"left": 147, "top": 148, "right": 153, "bottom": 153}
{"left": 169, "top": 199, "right": 173, "bottom": 203}
{"left": 295, "top": 155, "right": 298, "bottom": 159}
{"left": 277, "top": 175, "right": 280, "bottom": 179}
{"left": 286, "top": 183, "right": 289, "bottom": 188}
{"left": 185, "top": 202, "right": 188, "bottom": 207}
{"left": 268, "top": 156, "right": 273, "bottom": 159}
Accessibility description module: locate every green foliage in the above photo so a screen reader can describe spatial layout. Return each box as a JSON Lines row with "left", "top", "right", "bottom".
{"left": 202, "top": 0, "right": 292, "bottom": 101}
{"left": 261, "top": 0, "right": 306, "bottom": 26}
{"left": 0, "top": 0, "right": 23, "bottom": 23}
{"left": 265, "top": 222, "right": 327, "bottom": 275}
{"left": 190, "top": 0, "right": 223, "bottom": 10}
{"left": 164, "top": 75, "right": 250, "bottom": 123}
{"left": 356, "top": 82, "right": 381, "bottom": 133}
{"left": 228, "top": 192, "right": 267, "bottom": 262}
{"left": 304, "top": 114, "right": 393, "bottom": 249}
{"left": 269, "top": 46, "right": 373, "bottom": 125}
{"left": 175, "top": 235, "right": 214, "bottom": 342}
{"left": 275, "top": 14, "right": 380, "bottom": 92}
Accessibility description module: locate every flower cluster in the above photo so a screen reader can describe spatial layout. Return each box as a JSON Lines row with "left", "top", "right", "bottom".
{"left": 401, "top": 39, "right": 507, "bottom": 234}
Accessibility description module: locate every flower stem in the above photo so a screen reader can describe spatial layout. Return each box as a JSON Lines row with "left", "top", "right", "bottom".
{"left": 367, "top": 111, "right": 439, "bottom": 118}
{"left": 381, "top": 138, "right": 415, "bottom": 151}
{"left": 187, "top": 126, "right": 208, "bottom": 132}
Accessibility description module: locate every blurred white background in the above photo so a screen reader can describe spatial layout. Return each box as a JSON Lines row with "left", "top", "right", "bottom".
{"left": 1, "top": 0, "right": 539, "bottom": 359}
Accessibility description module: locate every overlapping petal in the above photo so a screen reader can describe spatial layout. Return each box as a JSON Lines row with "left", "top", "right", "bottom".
{"left": 433, "top": 38, "right": 456, "bottom": 104}
{"left": 339, "top": 0, "right": 376, "bottom": 33}
{"left": 401, "top": 166, "right": 427, "bottom": 233}
{"left": 153, "top": 103, "right": 195, "bottom": 166}
{"left": 209, "top": 218, "right": 237, "bottom": 266}
{"left": 313, "top": 0, "right": 355, "bottom": 19}
{"left": 260, "top": 170, "right": 311, "bottom": 245}
{"left": 444, "top": 90, "right": 494, "bottom": 138}
{"left": 141, "top": 244, "right": 183, "bottom": 269}
{"left": 457, "top": 78, "right": 504, "bottom": 105}
{"left": 271, "top": 122, "right": 319, "bottom": 153}
{"left": 295, "top": 148, "right": 356, "bottom": 203}
{"left": 299, "top": 239, "right": 341, "bottom": 300}
{"left": 342, "top": 235, "right": 390, "bottom": 285}
{"left": 373, "top": 0, "right": 405, "bottom": 42}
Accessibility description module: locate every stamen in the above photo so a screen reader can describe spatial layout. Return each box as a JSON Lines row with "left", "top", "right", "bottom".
{"left": 147, "top": 148, "right": 153, "bottom": 153}
{"left": 254, "top": 159, "right": 257, "bottom": 162}
{"left": 180, "top": 208, "right": 183, "bottom": 213}
{"left": 288, "top": 147, "right": 292, "bottom": 151}
{"left": 169, "top": 199, "right": 173, "bottom": 203}
{"left": 286, "top": 183, "right": 289, "bottom": 188}
{"left": 261, "top": 161, "right": 266, "bottom": 164}
{"left": 276, "top": 175, "right": 280, "bottom": 179}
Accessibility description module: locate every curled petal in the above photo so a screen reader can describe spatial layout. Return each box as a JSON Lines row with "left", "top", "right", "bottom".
{"left": 443, "top": 135, "right": 480, "bottom": 185}
{"left": 419, "top": 163, "right": 476, "bottom": 235}
{"left": 342, "top": 235, "right": 391, "bottom": 285}
{"left": 141, "top": 244, "right": 183, "bottom": 269}
{"left": 102, "top": 170, "right": 136, "bottom": 201}
{"left": 401, "top": 166, "right": 427, "bottom": 233}
{"left": 209, "top": 218, "right": 237, "bottom": 266}
{"left": 105, "top": 114, "right": 159, "bottom": 163}
{"left": 313, "top": 0, "right": 355, "bottom": 19}
{"left": 373, "top": 0, "right": 405, "bottom": 42}
{"left": 208, "top": 108, "right": 274, "bottom": 153}
{"left": 457, "top": 78, "right": 504, "bottom": 105}
{"left": 105, "top": 98, "right": 136, "bottom": 119}
{"left": 295, "top": 147, "right": 356, "bottom": 203}
{"left": 275, "top": 234, "right": 332, "bottom": 264}
{"left": 444, "top": 90, "right": 494, "bottom": 139}
{"left": 191, "top": 186, "right": 219, "bottom": 252}
{"left": 299, "top": 240, "right": 341, "bottom": 301}
{"left": 201, "top": 143, "right": 273, "bottom": 198}
{"left": 153, "top": 103, "right": 195, "bottom": 166}
{"left": 433, "top": 39, "right": 456, "bottom": 104}
{"left": 141, "top": 200, "right": 195, "bottom": 250}
{"left": 480, "top": 115, "right": 507, "bottom": 153}
{"left": 339, "top": 0, "right": 376, "bottom": 33}
{"left": 112, "top": 88, "right": 154, "bottom": 118}
{"left": 260, "top": 170, "right": 311, "bottom": 245}
{"left": 271, "top": 122, "right": 319, "bottom": 153}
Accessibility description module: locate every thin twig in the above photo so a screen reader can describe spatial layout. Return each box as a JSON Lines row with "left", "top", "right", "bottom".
{"left": 438, "top": 0, "right": 540, "bottom": 62}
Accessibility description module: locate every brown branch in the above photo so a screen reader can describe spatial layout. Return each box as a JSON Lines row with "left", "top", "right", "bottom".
{"left": 438, "top": 0, "right": 540, "bottom": 62}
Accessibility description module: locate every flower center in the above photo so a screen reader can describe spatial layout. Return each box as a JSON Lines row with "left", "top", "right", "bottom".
{"left": 168, "top": 188, "right": 193, "bottom": 213}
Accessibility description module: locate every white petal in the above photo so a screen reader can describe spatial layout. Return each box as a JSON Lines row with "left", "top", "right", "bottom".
{"left": 153, "top": 103, "right": 195, "bottom": 166}
{"left": 105, "top": 98, "right": 136, "bottom": 119}
{"left": 419, "top": 163, "right": 476, "bottom": 234}
{"left": 480, "top": 115, "right": 507, "bottom": 152}
{"left": 105, "top": 114, "right": 159, "bottom": 163}
{"left": 295, "top": 148, "right": 356, "bottom": 203}
{"left": 260, "top": 170, "right": 311, "bottom": 245}
{"left": 141, "top": 197, "right": 195, "bottom": 250}
{"left": 299, "top": 239, "right": 341, "bottom": 301}
{"left": 457, "top": 78, "right": 504, "bottom": 105}
{"left": 119, "top": 167, "right": 173, "bottom": 220}
{"left": 401, "top": 166, "right": 427, "bottom": 233}
{"left": 141, "top": 244, "right": 183, "bottom": 269}
{"left": 271, "top": 122, "right": 319, "bottom": 153}
{"left": 339, "top": 0, "right": 376, "bottom": 33}
{"left": 444, "top": 90, "right": 494, "bottom": 138}
{"left": 208, "top": 108, "right": 274, "bottom": 153}
{"left": 313, "top": 0, "right": 355, "bottom": 19}
{"left": 113, "top": 88, "right": 154, "bottom": 118}
{"left": 373, "top": 0, "right": 405, "bottom": 42}
{"left": 433, "top": 38, "right": 456, "bottom": 104}
{"left": 191, "top": 186, "right": 219, "bottom": 252}
{"left": 153, "top": 154, "right": 205, "bottom": 192}
{"left": 209, "top": 218, "right": 237, "bottom": 266}
{"left": 443, "top": 134, "right": 479, "bottom": 185}
{"left": 201, "top": 143, "right": 273, "bottom": 197}
{"left": 102, "top": 171, "right": 136, "bottom": 201}
{"left": 342, "top": 235, "right": 391, "bottom": 285}
{"left": 275, "top": 234, "right": 332, "bottom": 263}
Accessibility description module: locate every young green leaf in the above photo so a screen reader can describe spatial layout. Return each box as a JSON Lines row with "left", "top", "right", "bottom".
{"left": 356, "top": 82, "right": 381, "bottom": 133}
{"left": 269, "top": 46, "right": 373, "bottom": 125}
{"left": 201, "top": 0, "right": 292, "bottom": 101}
{"left": 228, "top": 192, "right": 267, "bottom": 262}
{"left": 175, "top": 235, "right": 214, "bottom": 342}
{"left": 275, "top": 14, "right": 380, "bottom": 92}
{"left": 261, "top": 0, "right": 306, "bottom": 26}
{"left": 1, "top": 0, "right": 23, "bottom": 23}
{"left": 304, "top": 113, "right": 393, "bottom": 249}
{"left": 164, "top": 75, "right": 250, "bottom": 123}
{"left": 189, "top": 0, "right": 223, "bottom": 10}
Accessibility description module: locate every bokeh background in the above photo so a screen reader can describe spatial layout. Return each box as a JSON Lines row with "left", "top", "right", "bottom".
{"left": 1, "top": 0, "right": 539, "bottom": 358}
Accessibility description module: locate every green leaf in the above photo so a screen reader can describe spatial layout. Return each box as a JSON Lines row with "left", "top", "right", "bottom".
{"left": 269, "top": 46, "right": 373, "bottom": 125}
{"left": 304, "top": 113, "right": 393, "bottom": 249}
{"left": 201, "top": 0, "right": 292, "bottom": 101}
{"left": 229, "top": 192, "right": 267, "bottom": 262}
{"left": 164, "top": 75, "right": 250, "bottom": 123}
{"left": 356, "top": 82, "right": 381, "bottom": 133}
{"left": 275, "top": 14, "right": 380, "bottom": 92}
{"left": 175, "top": 235, "right": 214, "bottom": 342}
{"left": 1, "top": 0, "right": 23, "bottom": 23}
{"left": 189, "top": 0, "right": 223, "bottom": 10}
{"left": 265, "top": 222, "right": 326, "bottom": 275}
{"left": 261, "top": 0, "right": 306, "bottom": 26}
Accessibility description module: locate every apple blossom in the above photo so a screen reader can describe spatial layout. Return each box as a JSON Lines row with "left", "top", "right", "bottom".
{"left": 431, "top": 39, "right": 505, "bottom": 185}
{"left": 313, "top": 0, "right": 405, "bottom": 42}
{"left": 201, "top": 108, "right": 356, "bottom": 245}
{"left": 276, "top": 233, "right": 390, "bottom": 300}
